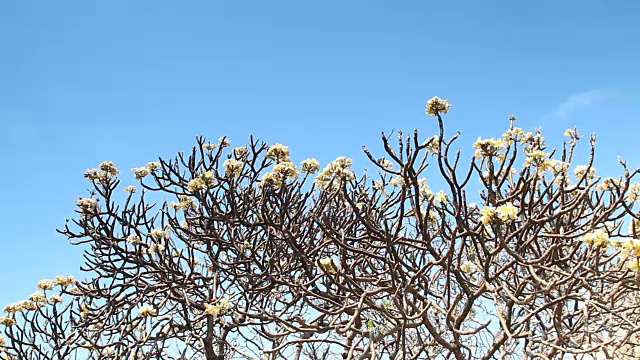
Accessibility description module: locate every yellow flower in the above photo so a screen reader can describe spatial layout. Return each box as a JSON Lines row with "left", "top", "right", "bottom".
{"left": 502, "top": 127, "right": 524, "bottom": 142}
{"left": 318, "top": 257, "right": 338, "bottom": 274}
{"left": 496, "top": 202, "right": 518, "bottom": 223}
{"left": 627, "top": 258, "right": 640, "bottom": 273}
{"left": 0, "top": 335, "right": 5, "bottom": 347}
{"left": 460, "top": 261, "right": 475, "bottom": 274}
{"left": 137, "top": 305, "right": 157, "bottom": 317}
{"left": 204, "top": 304, "right": 221, "bottom": 317}
{"left": 425, "top": 96, "right": 451, "bottom": 116}
{"left": 581, "top": 229, "right": 610, "bottom": 247}
{"left": 479, "top": 206, "right": 497, "bottom": 224}
{"left": 434, "top": 190, "right": 448, "bottom": 204}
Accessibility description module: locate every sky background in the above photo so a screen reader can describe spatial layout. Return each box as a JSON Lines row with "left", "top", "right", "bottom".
{"left": 1, "top": 0, "right": 640, "bottom": 306}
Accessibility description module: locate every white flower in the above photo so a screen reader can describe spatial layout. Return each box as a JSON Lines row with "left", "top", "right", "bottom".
{"left": 425, "top": 96, "right": 451, "bottom": 116}
{"left": 137, "top": 305, "right": 157, "bottom": 317}
{"left": 301, "top": 158, "right": 321, "bottom": 174}
{"left": 266, "top": 143, "right": 290, "bottom": 163}
{"left": 460, "top": 261, "right": 475, "bottom": 274}
{"left": 123, "top": 185, "right": 137, "bottom": 193}
{"left": 223, "top": 159, "right": 244, "bottom": 177}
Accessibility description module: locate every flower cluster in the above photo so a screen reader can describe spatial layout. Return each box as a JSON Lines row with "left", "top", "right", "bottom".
{"left": 123, "top": 185, "right": 137, "bottom": 193}
{"left": 315, "top": 156, "right": 355, "bottom": 189}
{"left": 627, "top": 183, "right": 640, "bottom": 202}
{"left": 423, "top": 135, "right": 440, "bottom": 153}
{"left": 0, "top": 316, "right": 15, "bottom": 326}
{"left": 479, "top": 202, "right": 518, "bottom": 224}
{"left": 233, "top": 146, "right": 248, "bottom": 157}
{"left": 317, "top": 257, "right": 338, "bottom": 274}
{"left": 37, "top": 279, "right": 56, "bottom": 291}
{"left": 203, "top": 298, "right": 232, "bottom": 317}
{"left": 131, "top": 161, "right": 162, "bottom": 180}
{"left": 425, "top": 96, "right": 451, "bottom": 116}
{"left": 460, "top": 261, "right": 476, "bottom": 274}
{"left": 76, "top": 198, "right": 98, "bottom": 213}
{"left": 502, "top": 127, "right": 525, "bottom": 142}
{"left": 187, "top": 171, "right": 216, "bottom": 192}
{"left": 266, "top": 143, "right": 290, "bottom": 163}
{"left": 218, "top": 136, "right": 231, "bottom": 147}
{"left": 473, "top": 137, "right": 505, "bottom": 159}
{"left": 55, "top": 275, "right": 76, "bottom": 287}
{"left": 150, "top": 228, "right": 170, "bottom": 241}
{"left": 170, "top": 195, "right": 196, "bottom": 211}
{"left": 300, "top": 158, "right": 321, "bottom": 174}
{"left": 223, "top": 159, "right": 244, "bottom": 178}
{"left": 137, "top": 305, "right": 157, "bottom": 317}
{"left": 273, "top": 161, "right": 298, "bottom": 179}
{"left": 581, "top": 229, "right": 610, "bottom": 247}
{"left": 84, "top": 161, "right": 120, "bottom": 184}
{"left": 574, "top": 165, "right": 596, "bottom": 180}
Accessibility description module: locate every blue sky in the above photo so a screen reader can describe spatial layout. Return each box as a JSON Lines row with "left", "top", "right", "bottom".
{"left": 1, "top": 1, "right": 640, "bottom": 306}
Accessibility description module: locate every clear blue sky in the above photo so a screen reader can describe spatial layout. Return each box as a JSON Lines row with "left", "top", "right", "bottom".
{"left": 2, "top": 1, "right": 640, "bottom": 306}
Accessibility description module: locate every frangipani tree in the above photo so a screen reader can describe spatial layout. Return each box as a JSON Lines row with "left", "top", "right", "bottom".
{"left": 2, "top": 97, "right": 640, "bottom": 359}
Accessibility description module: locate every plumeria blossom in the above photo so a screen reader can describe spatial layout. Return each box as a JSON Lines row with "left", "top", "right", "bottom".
{"left": 300, "top": 158, "right": 321, "bottom": 174}
{"left": 266, "top": 143, "right": 290, "bottom": 163}
{"left": 425, "top": 96, "right": 451, "bottom": 116}
{"left": 574, "top": 165, "right": 596, "bottom": 180}
{"left": 479, "top": 202, "right": 518, "bottom": 224}
{"left": 473, "top": 137, "right": 505, "bottom": 159}
{"left": 581, "top": 229, "right": 610, "bottom": 247}
{"left": 137, "top": 305, "right": 157, "bottom": 317}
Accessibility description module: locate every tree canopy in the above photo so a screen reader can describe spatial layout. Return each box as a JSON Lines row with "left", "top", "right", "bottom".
{"left": 3, "top": 97, "right": 640, "bottom": 359}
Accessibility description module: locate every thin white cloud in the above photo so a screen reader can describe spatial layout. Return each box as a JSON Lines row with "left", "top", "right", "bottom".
{"left": 552, "top": 90, "right": 609, "bottom": 118}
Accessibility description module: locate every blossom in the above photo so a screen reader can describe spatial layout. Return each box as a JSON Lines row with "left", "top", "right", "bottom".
{"left": 48, "top": 295, "right": 64, "bottom": 305}
{"left": 418, "top": 178, "right": 434, "bottom": 200}
{"left": 29, "top": 292, "right": 46, "bottom": 306}
{"left": 389, "top": 176, "right": 405, "bottom": 187}
{"left": 132, "top": 167, "right": 150, "bottom": 179}
{"left": 473, "top": 137, "right": 505, "bottom": 159}
{"left": 170, "top": 195, "right": 196, "bottom": 211}
{"left": 318, "top": 257, "right": 338, "bottom": 274}
{"left": 76, "top": 198, "right": 98, "bottom": 212}
{"left": 266, "top": 143, "right": 290, "bottom": 163}
{"left": 523, "top": 150, "right": 550, "bottom": 168}
{"left": 496, "top": 202, "right": 518, "bottom": 223}
{"left": 574, "top": 165, "right": 596, "bottom": 180}
{"left": 150, "top": 228, "right": 170, "bottom": 240}
{"left": 627, "top": 258, "right": 640, "bottom": 273}
{"left": 273, "top": 161, "right": 298, "bottom": 179}
{"left": 187, "top": 171, "right": 216, "bottom": 192}
{"left": 434, "top": 190, "right": 448, "bottom": 204}
{"left": 37, "top": 279, "right": 56, "bottom": 291}
{"left": 102, "top": 347, "right": 116, "bottom": 358}
{"left": 123, "top": 185, "right": 137, "bottom": 193}
{"left": 301, "top": 158, "right": 321, "bottom": 174}
{"left": 581, "top": 229, "right": 610, "bottom": 247}
{"left": 315, "top": 156, "right": 355, "bottom": 189}
{"left": 479, "top": 206, "right": 496, "bottom": 224}
{"left": 203, "top": 142, "right": 217, "bottom": 150}
{"left": 99, "top": 161, "right": 119, "bottom": 176}
{"left": 626, "top": 183, "right": 640, "bottom": 202}
{"left": 423, "top": 135, "right": 440, "bottom": 153}
{"left": 55, "top": 275, "right": 76, "bottom": 287}
{"left": 0, "top": 335, "right": 5, "bottom": 347}
{"left": 425, "top": 96, "right": 452, "bottom": 116}
{"left": 204, "top": 303, "right": 222, "bottom": 317}
{"left": 233, "top": 146, "right": 248, "bottom": 157}
{"left": 84, "top": 168, "right": 102, "bottom": 182}
{"left": 0, "top": 316, "right": 15, "bottom": 326}
{"left": 260, "top": 172, "right": 284, "bottom": 188}
{"left": 147, "top": 242, "right": 165, "bottom": 254}
{"left": 218, "top": 136, "right": 230, "bottom": 147}
{"left": 137, "top": 305, "right": 157, "bottom": 317}
{"left": 126, "top": 234, "right": 142, "bottom": 244}
{"left": 503, "top": 127, "right": 525, "bottom": 142}
{"left": 223, "top": 159, "right": 244, "bottom": 177}
{"left": 460, "top": 261, "right": 475, "bottom": 274}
